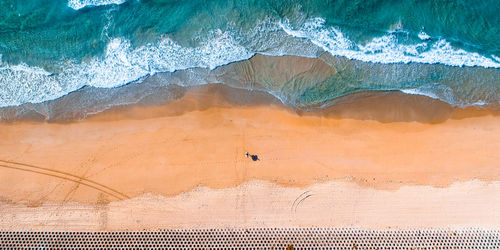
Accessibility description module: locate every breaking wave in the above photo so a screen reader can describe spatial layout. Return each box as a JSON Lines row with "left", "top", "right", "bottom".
{"left": 0, "top": 16, "right": 498, "bottom": 108}
{"left": 68, "top": 0, "right": 127, "bottom": 10}
{"left": 279, "top": 18, "right": 500, "bottom": 68}
{"left": 0, "top": 31, "right": 253, "bottom": 107}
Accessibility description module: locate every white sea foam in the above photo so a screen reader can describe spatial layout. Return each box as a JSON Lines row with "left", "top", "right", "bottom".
{"left": 1, "top": 17, "right": 498, "bottom": 108}
{"left": 470, "top": 100, "right": 488, "bottom": 106}
{"left": 68, "top": 0, "right": 127, "bottom": 10}
{"left": 0, "top": 31, "right": 253, "bottom": 107}
{"left": 418, "top": 31, "right": 431, "bottom": 40}
{"left": 400, "top": 84, "right": 457, "bottom": 105}
{"left": 3, "top": 63, "right": 52, "bottom": 76}
{"left": 400, "top": 88, "right": 440, "bottom": 100}
{"left": 402, "top": 87, "right": 488, "bottom": 107}
{"left": 279, "top": 18, "right": 500, "bottom": 68}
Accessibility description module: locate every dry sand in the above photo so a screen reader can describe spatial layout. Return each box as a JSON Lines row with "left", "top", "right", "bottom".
{"left": 0, "top": 85, "right": 499, "bottom": 230}
{"left": 2, "top": 180, "right": 499, "bottom": 231}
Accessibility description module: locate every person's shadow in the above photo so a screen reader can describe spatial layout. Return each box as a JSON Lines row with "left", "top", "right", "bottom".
{"left": 245, "top": 152, "right": 260, "bottom": 161}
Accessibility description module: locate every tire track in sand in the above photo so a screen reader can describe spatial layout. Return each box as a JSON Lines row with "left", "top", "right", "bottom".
{"left": 0, "top": 159, "right": 129, "bottom": 200}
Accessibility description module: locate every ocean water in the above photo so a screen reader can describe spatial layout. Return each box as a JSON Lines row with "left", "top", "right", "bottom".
{"left": 0, "top": 0, "right": 499, "bottom": 109}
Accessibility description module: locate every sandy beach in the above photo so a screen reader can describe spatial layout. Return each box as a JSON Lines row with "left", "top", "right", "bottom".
{"left": 2, "top": 2, "right": 500, "bottom": 248}
{"left": 1, "top": 85, "right": 499, "bottom": 230}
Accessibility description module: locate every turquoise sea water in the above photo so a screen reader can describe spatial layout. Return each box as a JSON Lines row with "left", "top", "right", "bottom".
{"left": 0, "top": 0, "right": 499, "bottom": 108}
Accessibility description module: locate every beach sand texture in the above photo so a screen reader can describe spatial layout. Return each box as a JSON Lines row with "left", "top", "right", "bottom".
{"left": 0, "top": 85, "right": 499, "bottom": 230}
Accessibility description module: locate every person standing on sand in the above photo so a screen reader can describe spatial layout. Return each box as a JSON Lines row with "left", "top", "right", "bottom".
{"left": 245, "top": 152, "right": 260, "bottom": 161}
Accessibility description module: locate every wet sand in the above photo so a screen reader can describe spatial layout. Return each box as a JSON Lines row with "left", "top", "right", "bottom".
{"left": 0, "top": 85, "right": 499, "bottom": 230}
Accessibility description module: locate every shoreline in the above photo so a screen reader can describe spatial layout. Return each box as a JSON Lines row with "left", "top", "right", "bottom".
{"left": 3, "top": 83, "right": 499, "bottom": 124}
{"left": 63, "top": 83, "right": 500, "bottom": 125}
{"left": 2, "top": 54, "right": 499, "bottom": 123}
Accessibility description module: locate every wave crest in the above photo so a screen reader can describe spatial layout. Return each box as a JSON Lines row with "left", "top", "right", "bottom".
{"left": 1, "top": 16, "right": 498, "bottom": 108}
{"left": 68, "top": 0, "right": 127, "bottom": 10}
{"left": 279, "top": 18, "right": 500, "bottom": 68}
{"left": 0, "top": 30, "right": 253, "bottom": 107}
